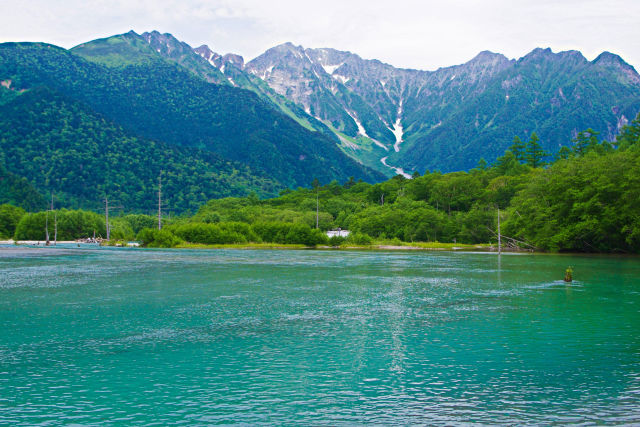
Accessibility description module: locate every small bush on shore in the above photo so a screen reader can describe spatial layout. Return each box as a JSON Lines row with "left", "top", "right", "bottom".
{"left": 136, "top": 228, "right": 182, "bottom": 248}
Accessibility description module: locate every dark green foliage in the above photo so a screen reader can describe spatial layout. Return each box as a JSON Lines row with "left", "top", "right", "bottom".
{"left": 345, "top": 232, "right": 373, "bottom": 246}
{"left": 556, "top": 146, "right": 572, "bottom": 160}
{"left": 328, "top": 235, "right": 347, "bottom": 246}
{"left": 183, "top": 118, "right": 640, "bottom": 252}
{"left": 0, "top": 86, "right": 278, "bottom": 212}
{"left": 0, "top": 204, "right": 25, "bottom": 238}
{"left": 170, "top": 223, "right": 248, "bottom": 245}
{"left": 398, "top": 49, "right": 640, "bottom": 172}
{"left": 525, "top": 132, "right": 549, "bottom": 168}
{"left": 14, "top": 209, "right": 105, "bottom": 240}
{"left": 572, "top": 128, "right": 600, "bottom": 156}
{"left": 0, "top": 41, "right": 382, "bottom": 191}
{"left": 136, "top": 228, "right": 183, "bottom": 248}
{"left": 283, "top": 223, "right": 328, "bottom": 246}
{"left": 0, "top": 163, "right": 46, "bottom": 211}
{"left": 120, "top": 215, "right": 157, "bottom": 234}
{"left": 503, "top": 147, "right": 640, "bottom": 252}
{"left": 251, "top": 222, "right": 295, "bottom": 243}
{"left": 615, "top": 115, "right": 640, "bottom": 149}
{"left": 510, "top": 136, "right": 526, "bottom": 162}
{"left": 250, "top": 221, "right": 327, "bottom": 246}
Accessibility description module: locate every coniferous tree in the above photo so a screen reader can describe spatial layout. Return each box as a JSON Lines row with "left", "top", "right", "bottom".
{"left": 556, "top": 146, "right": 572, "bottom": 161}
{"left": 525, "top": 132, "right": 549, "bottom": 168}
{"left": 510, "top": 136, "right": 527, "bottom": 162}
{"left": 572, "top": 128, "right": 600, "bottom": 156}
{"left": 616, "top": 113, "right": 640, "bottom": 148}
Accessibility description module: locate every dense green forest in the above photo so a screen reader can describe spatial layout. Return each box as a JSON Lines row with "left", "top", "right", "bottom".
{"left": 0, "top": 86, "right": 279, "bottom": 212}
{"left": 3, "top": 114, "right": 639, "bottom": 253}
{"left": 395, "top": 49, "right": 640, "bottom": 172}
{"left": 0, "top": 163, "right": 46, "bottom": 211}
{"left": 0, "top": 41, "right": 382, "bottom": 189}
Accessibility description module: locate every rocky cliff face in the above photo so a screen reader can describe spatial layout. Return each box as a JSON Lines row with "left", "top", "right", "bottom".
{"left": 244, "top": 43, "right": 640, "bottom": 172}
{"left": 99, "top": 31, "right": 640, "bottom": 175}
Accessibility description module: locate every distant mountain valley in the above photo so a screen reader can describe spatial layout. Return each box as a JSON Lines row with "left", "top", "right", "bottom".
{"left": 1, "top": 30, "right": 639, "bottom": 211}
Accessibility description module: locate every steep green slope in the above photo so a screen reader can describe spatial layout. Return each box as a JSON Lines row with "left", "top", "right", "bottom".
{"left": 0, "top": 41, "right": 383, "bottom": 189}
{"left": 0, "top": 86, "right": 279, "bottom": 213}
{"left": 396, "top": 49, "right": 640, "bottom": 172}
{"left": 245, "top": 42, "right": 640, "bottom": 173}
{"left": 71, "top": 31, "right": 162, "bottom": 67}
{"left": 0, "top": 163, "right": 46, "bottom": 211}
{"left": 77, "top": 31, "right": 371, "bottom": 174}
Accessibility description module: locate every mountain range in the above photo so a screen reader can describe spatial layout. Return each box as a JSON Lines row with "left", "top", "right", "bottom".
{"left": 1, "top": 30, "right": 639, "bottom": 211}
{"left": 226, "top": 38, "right": 640, "bottom": 174}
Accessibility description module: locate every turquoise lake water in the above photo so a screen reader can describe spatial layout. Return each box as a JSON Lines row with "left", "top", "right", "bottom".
{"left": 1, "top": 246, "right": 639, "bottom": 425}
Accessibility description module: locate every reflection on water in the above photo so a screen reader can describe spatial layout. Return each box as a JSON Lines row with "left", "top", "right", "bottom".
{"left": 1, "top": 247, "right": 639, "bottom": 424}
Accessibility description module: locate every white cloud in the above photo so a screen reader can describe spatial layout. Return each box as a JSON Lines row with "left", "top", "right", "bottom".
{"left": 0, "top": 0, "right": 639, "bottom": 70}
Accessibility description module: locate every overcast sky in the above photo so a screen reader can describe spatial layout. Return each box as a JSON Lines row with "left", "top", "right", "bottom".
{"left": 1, "top": 0, "right": 639, "bottom": 70}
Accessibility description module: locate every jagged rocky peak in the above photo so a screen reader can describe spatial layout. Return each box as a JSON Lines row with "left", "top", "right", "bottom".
{"left": 222, "top": 53, "right": 244, "bottom": 69}
{"left": 593, "top": 51, "right": 640, "bottom": 85}
{"left": 434, "top": 50, "right": 512, "bottom": 85}
{"left": 306, "top": 48, "right": 353, "bottom": 68}
{"left": 468, "top": 50, "right": 510, "bottom": 65}
{"left": 253, "top": 42, "right": 307, "bottom": 65}
{"left": 557, "top": 49, "right": 587, "bottom": 61}
{"left": 141, "top": 31, "right": 176, "bottom": 45}
{"left": 594, "top": 51, "right": 629, "bottom": 67}
{"left": 459, "top": 50, "right": 512, "bottom": 75}
{"left": 524, "top": 47, "right": 554, "bottom": 59}
{"left": 519, "top": 47, "right": 585, "bottom": 63}
{"left": 141, "top": 30, "right": 193, "bottom": 56}
{"left": 194, "top": 44, "right": 222, "bottom": 65}
{"left": 516, "top": 47, "right": 593, "bottom": 75}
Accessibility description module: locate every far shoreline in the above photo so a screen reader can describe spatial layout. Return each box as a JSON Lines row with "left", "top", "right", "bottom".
{"left": 2, "top": 241, "right": 638, "bottom": 256}
{"left": 1, "top": 240, "right": 518, "bottom": 253}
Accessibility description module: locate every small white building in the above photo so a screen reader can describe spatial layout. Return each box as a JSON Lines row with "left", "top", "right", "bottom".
{"left": 327, "top": 229, "right": 350, "bottom": 238}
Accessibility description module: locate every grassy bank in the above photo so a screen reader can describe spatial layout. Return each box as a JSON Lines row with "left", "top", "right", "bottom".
{"left": 173, "top": 241, "right": 496, "bottom": 251}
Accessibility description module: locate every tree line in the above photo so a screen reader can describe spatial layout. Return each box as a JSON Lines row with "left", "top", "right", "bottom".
{"left": 2, "top": 113, "right": 639, "bottom": 252}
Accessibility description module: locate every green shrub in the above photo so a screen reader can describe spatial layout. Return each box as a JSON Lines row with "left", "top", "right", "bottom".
{"left": 328, "top": 235, "right": 346, "bottom": 246}
{"left": 136, "top": 228, "right": 182, "bottom": 248}
{"left": 284, "top": 223, "right": 328, "bottom": 246}
{"left": 171, "top": 223, "right": 247, "bottom": 244}
{"left": 251, "top": 222, "right": 293, "bottom": 243}
{"left": 347, "top": 232, "right": 373, "bottom": 246}
{"left": 0, "top": 204, "right": 26, "bottom": 239}
{"left": 14, "top": 209, "right": 105, "bottom": 240}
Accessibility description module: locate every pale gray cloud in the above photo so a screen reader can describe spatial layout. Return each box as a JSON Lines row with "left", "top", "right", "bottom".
{"left": 1, "top": 0, "right": 639, "bottom": 70}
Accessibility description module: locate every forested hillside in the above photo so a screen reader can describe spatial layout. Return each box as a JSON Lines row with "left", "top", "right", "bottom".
{"left": 7, "top": 115, "right": 638, "bottom": 252}
{"left": 246, "top": 43, "right": 640, "bottom": 173}
{"left": 0, "top": 41, "right": 382, "bottom": 194}
{"left": 0, "top": 86, "right": 278, "bottom": 212}
{"left": 0, "top": 163, "right": 46, "bottom": 211}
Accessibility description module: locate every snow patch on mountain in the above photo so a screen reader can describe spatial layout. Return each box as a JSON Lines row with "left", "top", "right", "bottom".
{"left": 381, "top": 157, "right": 411, "bottom": 178}
{"left": 339, "top": 135, "right": 360, "bottom": 151}
{"left": 372, "top": 139, "right": 389, "bottom": 151}
{"left": 321, "top": 63, "right": 343, "bottom": 75}
{"left": 261, "top": 64, "right": 275, "bottom": 80}
{"left": 392, "top": 100, "right": 404, "bottom": 152}
{"left": 346, "top": 110, "right": 368, "bottom": 137}
{"left": 334, "top": 75, "right": 350, "bottom": 84}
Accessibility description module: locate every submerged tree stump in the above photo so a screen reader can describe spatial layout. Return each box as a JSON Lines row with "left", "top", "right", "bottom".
{"left": 564, "top": 267, "right": 573, "bottom": 282}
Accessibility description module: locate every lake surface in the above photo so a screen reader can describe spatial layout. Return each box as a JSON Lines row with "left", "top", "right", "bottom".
{"left": 1, "top": 247, "right": 639, "bottom": 425}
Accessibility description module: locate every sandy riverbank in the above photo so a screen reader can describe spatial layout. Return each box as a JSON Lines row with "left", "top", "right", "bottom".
{"left": 0, "top": 240, "right": 82, "bottom": 245}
